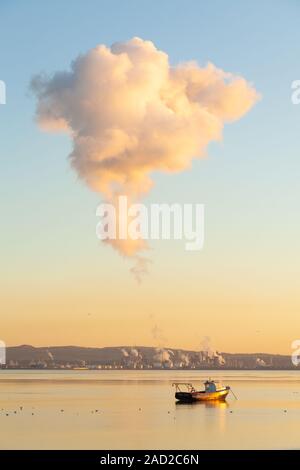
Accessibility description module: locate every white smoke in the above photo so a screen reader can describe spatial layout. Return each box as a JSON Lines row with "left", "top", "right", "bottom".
{"left": 121, "top": 348, "right": 129, "bottom": 357}
{"left": 153, "top": 347, "right": 173, "bottom": 368}
{"left": 130, "top": 348, "right": 139, "bottom": 358}
{"left": 179, "top": 352, "right": 190, "bottom": 367}
{"left": 256, "top": 357, "right": 266, "bottom": 367}
{"left": 215, "top": 351, "right": 226, "bottom": 366}
{"left": 46, "top": 350, "right": 54, "bottom": 361}
{"left": 31, "top": 37, "right": 259, "bottom": 278}
{"left": 200, "top": 337, "right": 226, "bottom": 365}
{"left": 121, "top": 347, "right": 143, "bottom": 368}
{"left": 200, "top": 336, "right": 215, "bottom": 359}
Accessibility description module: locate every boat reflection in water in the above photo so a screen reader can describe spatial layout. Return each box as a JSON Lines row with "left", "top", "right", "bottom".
{"left": 175, "top": 399, "right": 229, "bottom": 409}
{"left": 173, "top": 379, "right": 231, "bottom": 403}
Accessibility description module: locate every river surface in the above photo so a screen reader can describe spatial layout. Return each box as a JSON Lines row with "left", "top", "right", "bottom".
{"left": 0, "top": 370, "right": 300, "bottom": 449}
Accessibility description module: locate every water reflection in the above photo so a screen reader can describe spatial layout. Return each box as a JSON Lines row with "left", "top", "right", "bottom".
{"left": 1, "top": 370, "right": 300, "bottom": 449}
{"left": 176, "top": 400, "right": 229, "bottom": 409}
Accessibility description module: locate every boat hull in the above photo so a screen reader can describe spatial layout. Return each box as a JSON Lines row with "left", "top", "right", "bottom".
{"left": 175, "top": 387, "right": 230, "bottom": 402}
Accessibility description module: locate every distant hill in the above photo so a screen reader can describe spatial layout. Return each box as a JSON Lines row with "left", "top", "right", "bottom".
{"left": 4, "top": 345, "right": 296, "bottom": 370}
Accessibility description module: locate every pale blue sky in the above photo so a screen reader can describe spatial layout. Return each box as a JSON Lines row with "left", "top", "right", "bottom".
{"left": 1, "top": 1, "right": 300, "bottom": 351}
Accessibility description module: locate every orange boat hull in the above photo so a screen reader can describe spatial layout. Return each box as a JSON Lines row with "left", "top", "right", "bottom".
{"left": 175, "top": 387, "right": 230, "bottom": 402}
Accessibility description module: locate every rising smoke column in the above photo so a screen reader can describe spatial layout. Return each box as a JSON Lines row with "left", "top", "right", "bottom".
{"left": 31, "top": 37, "right": 259, "bottom": 279}
{"left": 200, "top": 336, "right": 226, "bottom": 365}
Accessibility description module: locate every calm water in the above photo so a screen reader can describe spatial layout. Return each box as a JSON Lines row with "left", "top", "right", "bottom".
{"left": 0, "top": 370, "right": 300, "bottom": 449}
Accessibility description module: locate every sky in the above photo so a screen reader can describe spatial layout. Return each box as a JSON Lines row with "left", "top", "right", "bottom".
{"left": 1, "top": 0, "right": 300, "bottom": 354}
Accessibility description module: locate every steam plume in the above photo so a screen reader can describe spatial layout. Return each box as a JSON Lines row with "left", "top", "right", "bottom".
{"left": 31, "top": 37, "right": 259, "bottom": 277}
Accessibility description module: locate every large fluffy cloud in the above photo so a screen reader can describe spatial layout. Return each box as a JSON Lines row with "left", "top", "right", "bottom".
{"left": 31, "top": 37, "right": 259, "bottom": 279}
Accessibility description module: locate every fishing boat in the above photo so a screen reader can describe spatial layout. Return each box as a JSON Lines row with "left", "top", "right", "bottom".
{"left": 173, "top": 379, "right": 231, "bottom": 402}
